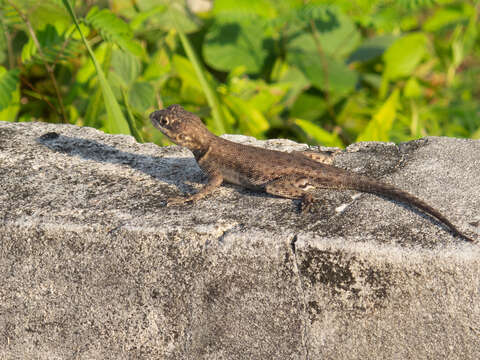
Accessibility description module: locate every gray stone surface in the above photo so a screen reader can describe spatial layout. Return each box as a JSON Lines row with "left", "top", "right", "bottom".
{"left": 0, "top": 120, "right": 479, "bottom": 359}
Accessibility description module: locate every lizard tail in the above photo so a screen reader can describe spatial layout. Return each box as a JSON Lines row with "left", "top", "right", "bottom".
{"left": 341, "top": 175, "right": 474, "bottom": 242}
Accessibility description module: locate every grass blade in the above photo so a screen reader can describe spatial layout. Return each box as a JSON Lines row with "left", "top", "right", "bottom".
{"left": 61, "top": 0, "right": 131, "bottom": 135}
{"left": 175, "top": 25, "right": 226, "bottom": 134}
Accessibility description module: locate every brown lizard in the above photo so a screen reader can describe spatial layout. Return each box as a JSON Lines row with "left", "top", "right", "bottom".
{"left": 149, "top": 104, "right": 475, "bottom": 243}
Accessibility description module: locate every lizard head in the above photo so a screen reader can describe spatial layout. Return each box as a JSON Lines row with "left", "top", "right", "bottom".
{"left": 149, "top": 104, "right": 213, "bottom": 150}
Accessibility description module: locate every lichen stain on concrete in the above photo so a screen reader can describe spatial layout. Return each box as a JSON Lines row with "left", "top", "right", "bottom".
{"left": 298, "top": 247, "right": 393, "bottom": 319}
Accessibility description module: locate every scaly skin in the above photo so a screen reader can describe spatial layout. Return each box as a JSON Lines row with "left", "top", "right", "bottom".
{"left": 150, "top": 104, "right": 475, "bottom": 243}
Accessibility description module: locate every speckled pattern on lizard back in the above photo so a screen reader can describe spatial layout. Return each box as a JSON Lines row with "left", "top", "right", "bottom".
{"left": 150, "top": 104, "right": 475, "bottom": 243}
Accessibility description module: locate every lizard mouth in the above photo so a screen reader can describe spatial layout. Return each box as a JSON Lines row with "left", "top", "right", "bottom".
{"left": 149, "top": 110, "right": 165, "bottom": 128}
{"left": 149, "top": 110, "right": 177, "bottom": 142}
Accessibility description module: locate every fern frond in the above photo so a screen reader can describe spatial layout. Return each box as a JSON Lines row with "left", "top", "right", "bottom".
{"left": 0, "top": 2, "right": 23, "bottom": 27}
{"left": 0, "top": 68, "right": 19, "bottom": 111}
{"left": 396, "top": 0, "right": 437, "bottom": 10}
{"left": 21, "top": 24, "right": 82, "bottom": 64}
{"left": 85, "top": 6, "right": 142, "bottom": 56}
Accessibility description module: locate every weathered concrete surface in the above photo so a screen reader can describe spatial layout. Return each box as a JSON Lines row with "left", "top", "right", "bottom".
{"left": 0, "top": 120, "right": 479, "bottom": 359}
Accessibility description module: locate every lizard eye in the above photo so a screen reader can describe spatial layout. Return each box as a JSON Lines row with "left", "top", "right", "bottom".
{"left": 160, "top": 116, "right": 169, "bottom": 126}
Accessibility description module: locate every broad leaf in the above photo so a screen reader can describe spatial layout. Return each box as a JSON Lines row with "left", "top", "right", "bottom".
{"left": 212, "top": 0, "right": 277, "bottom": 18}
{"left": 0, "top": 67, "right": 20, "bottom": 111}
{"left": 223, "top": 95, "right": 269, "bottom": 137}
{"left": 287, "top": 34, "right": 358, "bottom": 96}
{"left": 356, "top": 89, "right": 400, "bottom": 142}
{"left": 289, "top": 5, "right": 361, "bottom": 58}
{"left": 295, "top": 118, "right": 343, "bottom": 147}
{"left": 137, "top": 0, "right": 200, "bottom": 33}
{"left": 383, "top": 33, "right": 428, "bottom": 80}
{"left": 111, "top": 49, "right": 142, "bottom": 88}
{"left": 291, "top": 92, "right": 327, "bottom": 121}
{"left": 129, "top": 82, "right": 155, "bottom": 113}
{"left": 348, "top": 35, "right": 397, "bottom": 63}
{"left": 203, "top": 15, "right": 268, "bottom": 73}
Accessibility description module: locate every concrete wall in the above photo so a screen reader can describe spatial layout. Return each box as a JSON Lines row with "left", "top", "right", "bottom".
{"left": 1, "top": 121, "right": 479, "bottom": 359}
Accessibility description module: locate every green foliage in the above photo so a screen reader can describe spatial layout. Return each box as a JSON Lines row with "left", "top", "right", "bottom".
{"left": 357, "top": 89, "right": 400, "bottom": 142}
{"left": 204, "top": 15, "right": 268, "bottom": 73}
{"left": 85, "top": 6, "right": 143, "bottom": 56}
{"left": 21, "top": 24, "right": 83, "bottom": 64}
{"left": 62, "top": 0, "right": 132, "bottom": 136}
{"left": 0, "top": 0, "right": 478, "bottom": 147}
{"left": 176, "top": 25, "right": 226, "bottom": 134}
{"left": 0, "top": 66, "right": 19, "bottom": 110}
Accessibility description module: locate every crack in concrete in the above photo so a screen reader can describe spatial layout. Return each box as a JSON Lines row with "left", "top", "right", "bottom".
{"left": 290, "top": 234, "right": 310, "bottom": 360}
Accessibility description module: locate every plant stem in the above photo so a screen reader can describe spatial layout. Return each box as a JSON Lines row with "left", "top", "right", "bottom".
{"left": 2, "top": 22, "right": 15, "bottom": 69}
{"left": 20, "top": 76, "right": 57, "bottom": 114}
{"left": 7, "top": 0, "right": 68, "bottom": 123}
{"left": 175, "top": 25, "right": 226, "bottom": 134}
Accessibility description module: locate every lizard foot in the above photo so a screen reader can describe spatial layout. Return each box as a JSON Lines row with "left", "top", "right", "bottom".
{"left": 300, "top": 193, "right": 317, "bottom": 213}
{"left": 166, "top": 196, "right": 190, "bottom": 207}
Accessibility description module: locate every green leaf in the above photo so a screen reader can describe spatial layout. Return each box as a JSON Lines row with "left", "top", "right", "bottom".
{"left": 212, "top": 0, "right": 278, "bottom": 18}
{"left": 275, "top": 64, "right": 310, "bottom": 106}
{"left": 28, "top": 1, "right": 71, "bottom": 31}
{"left": 85, "top": 6, "right": 142, "bottom": 56}
{"left": 176, "top": 24, "right": 226, "bottom": 134}
{"left": 76, "top": 42, "right": 108, "bottom": 83}
{"left": 172, "top": 54, "right": 203, "bottom": 93}
{"left": 0, "top": 89, "right": 20, "bottom": 122}
{"left": 62, "top": 0, "right": 131, "bottom": 135}
{"left": 356, "top": 89, "right": 400, "bottom": 142}
{"left": 248, "top": 83, "right": 288, "bottom": 115}
{"left": 21, "top": 24, "right": 82, "bottom": 64}
{"left": 308, "top": 6, "right": 361, "bottom": 58}
{"left": 0, "top": 24, "right": 6, "bottom": 65}
{"left": 203, "top": 15, "right": 268, "bottom": 73}
{"left": 0, "top": 67, "right": 20, "bottom": 111}
{"left": 287, "top": 34, "right": 358, "bottom": 96}
{"left": 223, "top": 95, "right": 269, "bottom": 137}
{"left": 336, "top": 90, "right": 371, "bottom": 137}
{"left": 289, "top": 5, "right": 361, "bottom": 58}
{"left": 348, "top": 35, "right": 397, "bottom": 63}
{"left": 423, "top": 4, "right": 474, "bottom": 32}
{"left": 137, "top": 0, "right": 200, "bottom": 33}
{"left": 404, "top": 77, "right": 423, "bottom": 98}
{"left": 171, "top": 54, "right": 207, "bottom": 105}
{"left": 290, "top": 92, "right": 327, "bottom": 121}
{"left": 0, "top": 2, "right": 22, "bottom": 27}
{"left": 143, "top": 48, "right": 171, "bottom": 81}
{"left": 295, "top": 118, "right": 343, "bottom": 148}
{"left": 121, "top": 87, "right": 144, "bottom": 143}
{"left": 129, "top": 82, "right": 155, "bottom": 113}
{"left": 130, "top": 5, "right": 167, "bottom": 31}
{"left": 111, "top": 49, "right": 141, "bottom": 87}
{"left": 397, "top": 0, "right": 436, "bottom": 10}
{"left": 472, "top": 127, "right": 480, "bottom": 140}
{"left": 383, "top": 33, "right": 428, "bottom": 80}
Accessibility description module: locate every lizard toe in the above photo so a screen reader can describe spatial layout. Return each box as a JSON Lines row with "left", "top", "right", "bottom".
{"left": 166, "top": 197, "right": 189, "bottom": 207}
{"left": 300, "top": 193, "right": 316, "bottom": 213}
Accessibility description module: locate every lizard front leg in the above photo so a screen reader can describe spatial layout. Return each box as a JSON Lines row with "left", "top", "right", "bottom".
{"left": 264, "top": 176, "right": 317, "bottom": 213}
{"left": 167, "top": 162, "right": 223, "bottom": 206}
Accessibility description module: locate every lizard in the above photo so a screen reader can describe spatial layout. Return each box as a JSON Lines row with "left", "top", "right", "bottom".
{"left": 149, "top": 104, "right": 475, "bottom": 243}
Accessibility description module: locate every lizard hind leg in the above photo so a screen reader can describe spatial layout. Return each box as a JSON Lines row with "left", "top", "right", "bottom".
{"left": 264, "top": 177, "right": 317, "bottom": 213}
{"left": 293, "top": 149, "right": 341, "bottom": 165}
